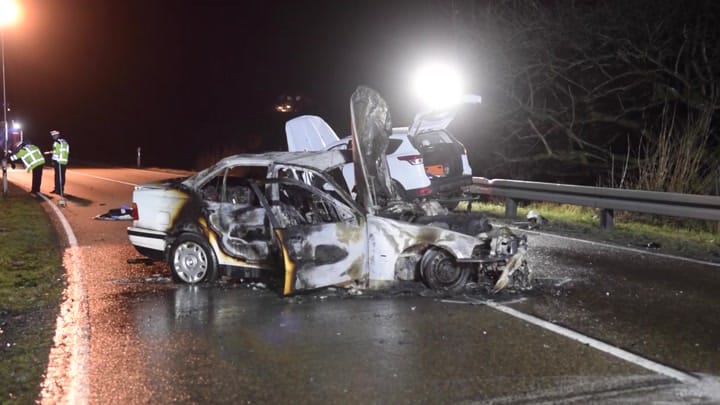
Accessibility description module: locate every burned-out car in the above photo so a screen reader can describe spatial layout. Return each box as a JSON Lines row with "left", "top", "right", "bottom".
{"left": 127, "top": 86, "right": 531, "bottom": 295}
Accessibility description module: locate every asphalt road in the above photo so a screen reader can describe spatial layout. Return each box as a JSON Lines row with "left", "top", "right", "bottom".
{"left": 8, "top": 165, "right": 720, "bottom": 404}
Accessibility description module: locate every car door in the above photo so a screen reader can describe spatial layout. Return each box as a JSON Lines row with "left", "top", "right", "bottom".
{"left": 199, "top": 164, "right": 275, "bottom": 264}
{"left": 267, "top": 176, "right": 368, "bottom": 295}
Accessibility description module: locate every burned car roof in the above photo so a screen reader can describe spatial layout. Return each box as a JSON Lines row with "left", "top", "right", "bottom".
{"left": 185, "top": 150, "right": 352, "bottom": 186}
{"left": 209, "top": 151, "right": 350, "bottom": 170}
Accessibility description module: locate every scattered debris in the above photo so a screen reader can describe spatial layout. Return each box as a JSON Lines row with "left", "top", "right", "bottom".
{"left": 126, "top": 258, "right": 155, "bottom": 265}
{"left": 345, "top": 284, "right": 364, "bottom": 296}
{"left": 95, "top": 205, "right": 133, "bottom": 221}
{"left": 247, "top": 281, "right": 268, "bottom": 291}
{"left": 145, "top": 274, "right": 171, "bottom": 283}
{"left": 554, "top": 277, "right": 572, "bottom": 287}
{"left": 526, "top": 210, "right": 548, "bottom": 229}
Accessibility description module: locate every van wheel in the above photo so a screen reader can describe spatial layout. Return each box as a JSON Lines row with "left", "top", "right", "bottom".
{"left": 169, "top": 233, "right": 218, "bottom": 284}
{"left": 420, "top": 247, "right": 469, "bottom": 292}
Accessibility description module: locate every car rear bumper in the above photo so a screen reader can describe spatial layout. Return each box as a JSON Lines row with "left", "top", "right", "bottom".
{"left": 127, "top": 227, "right": 167, "bottom": 259}
{"left": 429, "top": 175, "right": 473, "bottom": 196}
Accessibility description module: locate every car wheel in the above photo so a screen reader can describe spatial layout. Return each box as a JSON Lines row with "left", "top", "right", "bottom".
{"left": 169, "top": 233, "right": 218, "bottom": 284}
{"left": 420, "top": 247, "right": 469, "bottom": 292}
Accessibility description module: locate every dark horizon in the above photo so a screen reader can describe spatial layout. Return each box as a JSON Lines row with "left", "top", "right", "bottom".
{"left": 4, "top": 0, "right": 468, "bottom": 170}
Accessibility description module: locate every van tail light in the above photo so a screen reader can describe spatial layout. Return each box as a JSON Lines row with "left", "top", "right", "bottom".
{"left": 131, "top": 202, "right": 139, "bottom": 220}
{"left": 417, "top": 187, "right": 432, "bottom": 196}
{"left": 397, "top": 154, "right": 424, "bottom": 165}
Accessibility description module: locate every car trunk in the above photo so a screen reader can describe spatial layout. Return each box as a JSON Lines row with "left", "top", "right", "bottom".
{"left": 411, "top": 131, "right": 464, "bottom": 178}
{"left": 405, "top": 98, "right": 478, "bottom": 181}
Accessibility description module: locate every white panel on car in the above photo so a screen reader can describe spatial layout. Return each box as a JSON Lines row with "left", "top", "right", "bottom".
{"left": 285, "top": 115, "right": 340, "bottom": 152}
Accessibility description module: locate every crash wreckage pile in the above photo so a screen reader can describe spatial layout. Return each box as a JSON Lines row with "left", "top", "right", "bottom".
{"left": 368, "top": 199, "right": 531, "bottom": 293}
{"left": 346, "top": 85, "right": 531, "bottom": 294}
{"left": 126, "top": 86, "right": 533, "bottom": 295}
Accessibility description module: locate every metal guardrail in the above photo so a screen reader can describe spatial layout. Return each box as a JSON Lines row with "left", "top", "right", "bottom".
{"left": 464, "top": 177, "right": 720, "bottom": 230}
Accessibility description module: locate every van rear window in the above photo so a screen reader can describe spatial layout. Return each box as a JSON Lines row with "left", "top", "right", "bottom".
{"left": 414, "top": 131, "right": 454, "bottom": 146}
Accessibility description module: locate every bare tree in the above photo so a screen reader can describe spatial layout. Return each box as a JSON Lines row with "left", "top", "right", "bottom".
{"left": 446, "top": 0, "right": 720, "bottom": 192}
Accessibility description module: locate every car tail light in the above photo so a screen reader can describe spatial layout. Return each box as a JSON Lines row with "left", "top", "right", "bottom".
{"left": 131, "top": 202, "right": 139, "bottom": 220}
{"left": 417, "top": 187, "right": 432, "bottom": 196}
{"left": 398, "top": 154, "right": 424, "bottom": 165}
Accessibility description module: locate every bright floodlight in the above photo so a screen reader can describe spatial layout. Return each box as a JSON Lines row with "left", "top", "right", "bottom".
{"left": 0, "top": 0, "right": 20, "bottom": 27}
{"left": 11, "top": 120, "right": 19, "bottom": 129}
{"left": 412, "top": 62, "right": 464, "bottom": 110}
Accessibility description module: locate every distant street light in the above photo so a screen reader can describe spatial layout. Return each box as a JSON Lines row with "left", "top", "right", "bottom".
{"left": 0, "top": 0, "right": 19, "bottom": 197}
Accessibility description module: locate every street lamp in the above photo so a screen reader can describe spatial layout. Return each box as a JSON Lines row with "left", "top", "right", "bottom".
{"left": 0, "top": 0, "right": 19, "bottom": 197}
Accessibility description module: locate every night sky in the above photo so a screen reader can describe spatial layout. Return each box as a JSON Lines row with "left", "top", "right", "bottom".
{"left": 6, "top": 1, "right": 467, "bottom": 169}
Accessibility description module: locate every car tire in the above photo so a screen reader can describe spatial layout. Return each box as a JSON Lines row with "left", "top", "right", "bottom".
{"left": 169, "top": 233, "right": 218, "bottom": 284}
{"left": 420, "top": 247, "right": 469, "bottom": 292}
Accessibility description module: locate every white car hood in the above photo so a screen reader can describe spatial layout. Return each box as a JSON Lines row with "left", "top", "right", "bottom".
{"left": 285, "top": 115, "right": 340, "bottom": 151}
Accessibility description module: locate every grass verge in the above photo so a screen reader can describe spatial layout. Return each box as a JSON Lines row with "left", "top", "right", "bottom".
{"left": 0, "top": 190, "right": 65, "bottom": 403}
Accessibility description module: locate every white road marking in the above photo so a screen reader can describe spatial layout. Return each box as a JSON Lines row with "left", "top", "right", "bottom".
{"left": 71, "top": 171, "right": 137, "bottom": 187}
{"left": 37, "top": 194, "right": 90, "bottom": 404}
{"left": 554, "top": 277, "right": 573, "bottom": 287}
{"left": 520, "top": 228, "right": 720, "bottom": 268}
{"left": 453, "top": 297, "right": 699, "bottom": 384}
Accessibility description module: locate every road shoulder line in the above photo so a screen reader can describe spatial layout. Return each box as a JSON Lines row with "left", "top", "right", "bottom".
{"left": 38, "top": 195, "right": 90, "bottom": 404}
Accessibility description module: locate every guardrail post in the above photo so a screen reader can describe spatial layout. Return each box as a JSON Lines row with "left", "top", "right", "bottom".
{"left": 600, "top": 208, "right": 614, "bottom": 231}
{"left": 505, "top": 198, "right": 517, "bottom": 218}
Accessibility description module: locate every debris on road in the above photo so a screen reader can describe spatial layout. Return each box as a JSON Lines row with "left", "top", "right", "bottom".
{"left": 94, "top": 206, "right": 133, "bottom": 220}
{"left": 126, "top": 258, "right": 155, "bottom": 265}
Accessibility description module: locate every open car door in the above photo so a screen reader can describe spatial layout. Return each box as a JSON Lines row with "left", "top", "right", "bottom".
{"left": 349, "top": 86, "right": 400, "bottom": 214}
{"left": 265, "top": 176, "right": 368, "bottom": 295}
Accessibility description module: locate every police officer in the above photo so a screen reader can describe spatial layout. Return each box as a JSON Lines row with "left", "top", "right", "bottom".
{"left": 45, "top": 130, "right": 69, "bottom": 194}
{"left": 9, "top": 139, "right": 45, "bottom": 195}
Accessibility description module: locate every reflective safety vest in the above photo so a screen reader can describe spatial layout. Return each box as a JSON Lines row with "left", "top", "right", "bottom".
{"left": 11, "top": 144, "right": 45, "bottom": 172}
{"left": 52, "top": 139, "right": 70, "bottom": 165}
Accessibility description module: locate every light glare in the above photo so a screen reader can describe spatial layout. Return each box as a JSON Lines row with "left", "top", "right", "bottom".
{"left": 0, "top": 0, "right": 19, "bottom": 27}
{"left": 412, "top": 62, "right": 464, "bottom": 110}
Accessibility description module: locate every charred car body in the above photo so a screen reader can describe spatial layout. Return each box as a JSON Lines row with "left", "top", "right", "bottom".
{"left": 127, "top": 87, "right": 531, "bottom": 295}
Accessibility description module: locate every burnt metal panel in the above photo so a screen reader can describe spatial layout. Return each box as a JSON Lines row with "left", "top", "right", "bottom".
{"left": 277, "top": 221, "right": 367, "bottom": 295}
{"left": 366, "top": 215, "right": 480, "bottom": 284}
{"left": 350, "top": 86, "right": 400, "bottom": 214}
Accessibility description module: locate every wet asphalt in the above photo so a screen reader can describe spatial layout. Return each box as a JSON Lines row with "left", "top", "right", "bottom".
{"left": 9, "top": 167, "right": 720, "bottom": 403}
